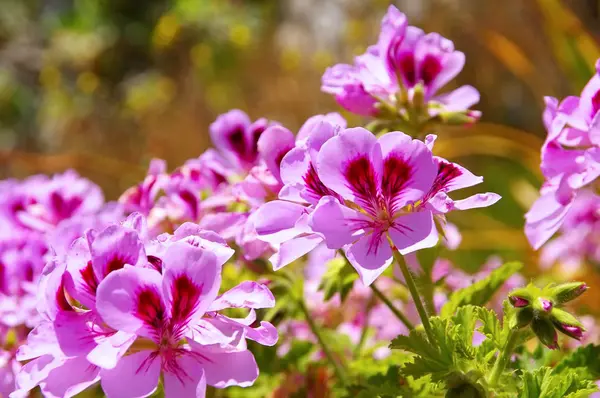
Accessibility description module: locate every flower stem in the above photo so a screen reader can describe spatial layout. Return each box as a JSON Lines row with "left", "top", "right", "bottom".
{"left": 298, "top": 299, "right": 349, "bottom": 385}
{"left": 392, "top": 247, "right": 435, "bottom": 344}
{"left": 370, "top": 282, "right": 414, "bottom": 330}
{"left": 353, "top": 294, "right": 375, "bottom": 358}
{"left": 489, "top": 328, "right": 519, "bottom": 387}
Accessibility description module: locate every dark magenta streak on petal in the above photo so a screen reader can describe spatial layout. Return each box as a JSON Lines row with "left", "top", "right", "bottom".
{"left": 170, "top": 274, "right": 203, "bottom": 326}
{"left": 80, "top": 261, "right": 99, "bottom": 295}
{"left": 179, "top": 190, "right": 199, "bottom": 220}
{"left": 136, "top": 351, "right": 160, "bottom": 375}
{"left": 105, "top": 256, "right": 130, "bottom": 276}
{"left": 147, "top": 256, "right": 163, "bottom": 273}
{"left": 250, "top": 127, "right": 266, "bottom": 154}
{"left": 429, "top": 161, "right": 462, "bottom": 198}
{"left": 382, "top": 154, "right": 411, "bottom": 213}
{"left": 136, "top": 287, "right": 165, "bottom": 330}
{"left": 56, "top": 278, "right": 74, "bottom": 311}
{"left": 303, "top": 163, "right": 338, "bottom": 200}
{"left": 419, "top": 55, "right": 443, "bottom": 86}
{"left": 344, "top": 156, "right": 379, "bottom": 210}
{"left": 592, "top": 89, "right": 600, "bottom": 117}
{"left": 228, "top": 128, "right": 246, "bottom": 157}
{"left": 398, "top": 53, "right": 417, "bottom": 87}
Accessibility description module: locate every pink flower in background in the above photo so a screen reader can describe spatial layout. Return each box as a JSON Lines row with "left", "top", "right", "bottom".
{"left": 0, "top": 170, "right": 104, "bottom": 234}
{"left": 321, "top": 5, "right": 479, "bottom": 120}
{"left": 13, "top": 214, "right": 277, "bottom": 397}
{"left": 526, "top": 60, "right": 600, "bottom": 250}
{"left": 539, "top": 190, "right": 600, "bottom": 271}
{"left": 210, "top": 109, "right": 278, "bottom": 174}
{"left": 254, "top": 114, "right": 345, "bottom": 270}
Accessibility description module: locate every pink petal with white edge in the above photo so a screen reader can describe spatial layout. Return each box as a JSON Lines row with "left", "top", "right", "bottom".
{"left": 100, "top": 351, "right": 160, "bottom": 398}
{"left": 389, "top": 210, "right": 438, "bottom": 255}
{"left": 317, "top": 127, "right": 381, "bottom": 203}
{"left": 16, "top": 322, "right": 60, "bottom": 361}
{"left": 96, "top": 267, "right": 164, "bottom": 338}
{"left": 13, "top": 355, "right": 66, "bottom": 397}
{"left": 525, "top": 191, "right": 573, "bottom": 250}
{"left": 269, "top": 233, "right": 324, "bottom": 271}
{"left": 378, "top": 131, "right": 437, "bottom": 208}
{"left": 64, "top": 238, "right": 97, "bottom": 309}
{"left": 189, "top": 340, "right": 259, "bottom": 388}
{"left": 163, "top": 363, "right": 206, "bottom": 398}
{"left": 209, "top": 281, "right": 275, "bottom": 311}
{"left": 280, "top": 147, "right": 311, "bottom": 189}
{"left": 171, "top": 223, "right": 234, "bottom": 266}
{"left": 453, "top": 193, "right": 501, "bottom": 210}
{"left": 161, "top": 241, "right": 221, "bottom": 326}
{"left": 258, "top": 125, "right": 295, "bottom": 182}
{"left": 40, "top": 356, "right": 100, "bottom": 398}
{"left": 309, "top": 196, "right": 367, "bottom": 249}
{"left": 90, "top": 225, "right": 145, "bottom": 280}
{"left": 345, "top": 233, "right": 393, "bottom": 286}
{"left": 86, "top": 331, "right": 137, "bottom": 370}
{"left": 435, "top": 85, "right": 480, "bottom": 111}
{"left": 253, "top": 201, "right": 308, "bottom": 245}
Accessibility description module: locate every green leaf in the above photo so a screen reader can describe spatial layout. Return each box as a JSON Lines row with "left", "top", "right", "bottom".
{"left": 519, "top": 367, "right": 598, "bottom": 398}
{"left": 318, "top": 257, "right": 358, "bottom": 302}
{"left": 554, "top": 344, "right": 600, "bottom": 380}
{"left": 441, "top": 262, "right": 523, "bottom": 317}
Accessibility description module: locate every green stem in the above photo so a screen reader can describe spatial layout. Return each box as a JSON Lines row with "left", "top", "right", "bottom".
{"left": 353, "top": 295, "right": 375, "bottom": 358}
{"left": 488, "top": 328, "right": 520, "bottom": 387}
{"left": 298, "top": 299, "right": 349, "bottom": 385}
{"left": 370, "top": 282, "right": 415, "bottom": 330}
{"left": 392, "top": 247, "right": 435, "bottom": 344}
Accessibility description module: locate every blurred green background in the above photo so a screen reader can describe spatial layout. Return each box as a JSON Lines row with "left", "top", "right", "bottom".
{"left": 2, "top": 0, "right": 600, "bottom": 303}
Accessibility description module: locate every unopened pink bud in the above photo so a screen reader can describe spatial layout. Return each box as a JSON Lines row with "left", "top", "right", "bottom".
{"left": 539, "top": 298, "right": 553, "bottom": 312}
{"left": 509, "top": 296, "right": 529, "bottom": 308}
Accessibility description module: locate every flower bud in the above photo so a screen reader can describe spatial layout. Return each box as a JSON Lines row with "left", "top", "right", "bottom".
{"left": 513, "top": 307, "right": 534, "bottom": 329}
{"left": 549, "top": 282, "right": 588, "bottom": 305}
{"left": 509, "top": 295, "right": 529, "bottom": 308}
{"left": 532, "top": 297, "right": 553, "bottom": 314}
{"left": 508, "top": 287, "right": 533, "bottom": 308}
{"left": 554, "top": 323, "right": 585, "bottom": 340}
{"left": 531, "top": 318, "right": 558, "bottom": 350}
{"left": 550, "top": 308, "right": 585, "bottom": 341}
{"left": 437, "top": 110, "right": 479, "bottom": 126}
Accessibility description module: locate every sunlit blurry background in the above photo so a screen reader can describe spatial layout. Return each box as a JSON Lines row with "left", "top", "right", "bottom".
{"left": 2, "top": 0, "right": 600, "bottom": 304}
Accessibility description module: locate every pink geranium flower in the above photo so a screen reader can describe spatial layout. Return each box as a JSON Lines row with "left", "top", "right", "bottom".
{"left": 13, "top": 214, "right": 277, "bottom": 398}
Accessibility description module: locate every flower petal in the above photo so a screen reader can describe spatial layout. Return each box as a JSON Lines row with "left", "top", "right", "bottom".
{"left": 309, "top": 196, "right": 366, "bottom": 249}
{"left": 388, "top": 210, "right": 438, "bottom": 255}
{"left": 317, "top": 127, "right": 381, "bottom": 203}
{"left": 162, "top": 241, "right": 221, "bottom": 326}
{"left": 100, "top": 351, "right": 160, "bottom": 398}
{"left": 209, "top": 282, "right": 275, "bottom": 312}
{"left": 345, "top": 233, "right": 393, "bottom": 286}
{"left": 163, "top": 363, "right": 206, "bottom": 398}
{"left": 96, "top": 267, "right": 165, "bottom": 338}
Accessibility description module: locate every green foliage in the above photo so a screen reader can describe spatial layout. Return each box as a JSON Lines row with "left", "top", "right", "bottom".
{"left": 519, "top": 367, "right": 598, "bottom": 398}
{"left": 390, "top": 306, "right": 505, "bottom": 395}
{"left": 440, "top": 262, "right": 523, "bottom": 317}
{"left": 318, "top": 257, "right": 358, "bottom": 302}
{"left": 554, "top": 344, "right": 600, "bottom": 381}
{"left": 343, "top": 352, "right": 444, "bottom": 398}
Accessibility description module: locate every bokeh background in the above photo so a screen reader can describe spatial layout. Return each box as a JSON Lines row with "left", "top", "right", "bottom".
{"left": 2, "top": 0, "right": 600, "bottom": 304}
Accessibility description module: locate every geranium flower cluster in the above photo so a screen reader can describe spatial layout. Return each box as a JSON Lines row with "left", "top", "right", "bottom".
{"left": 0, "top": 171, "right": 119, "bottom": 396}
{"left": 525, "top": 60, "right": 600, "bottom": 270}
{"left": 321, "top": 5, "right": 480, "bottom": 132}
{"left": 13, "top": 215, "right": 277, "bottom": 397}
